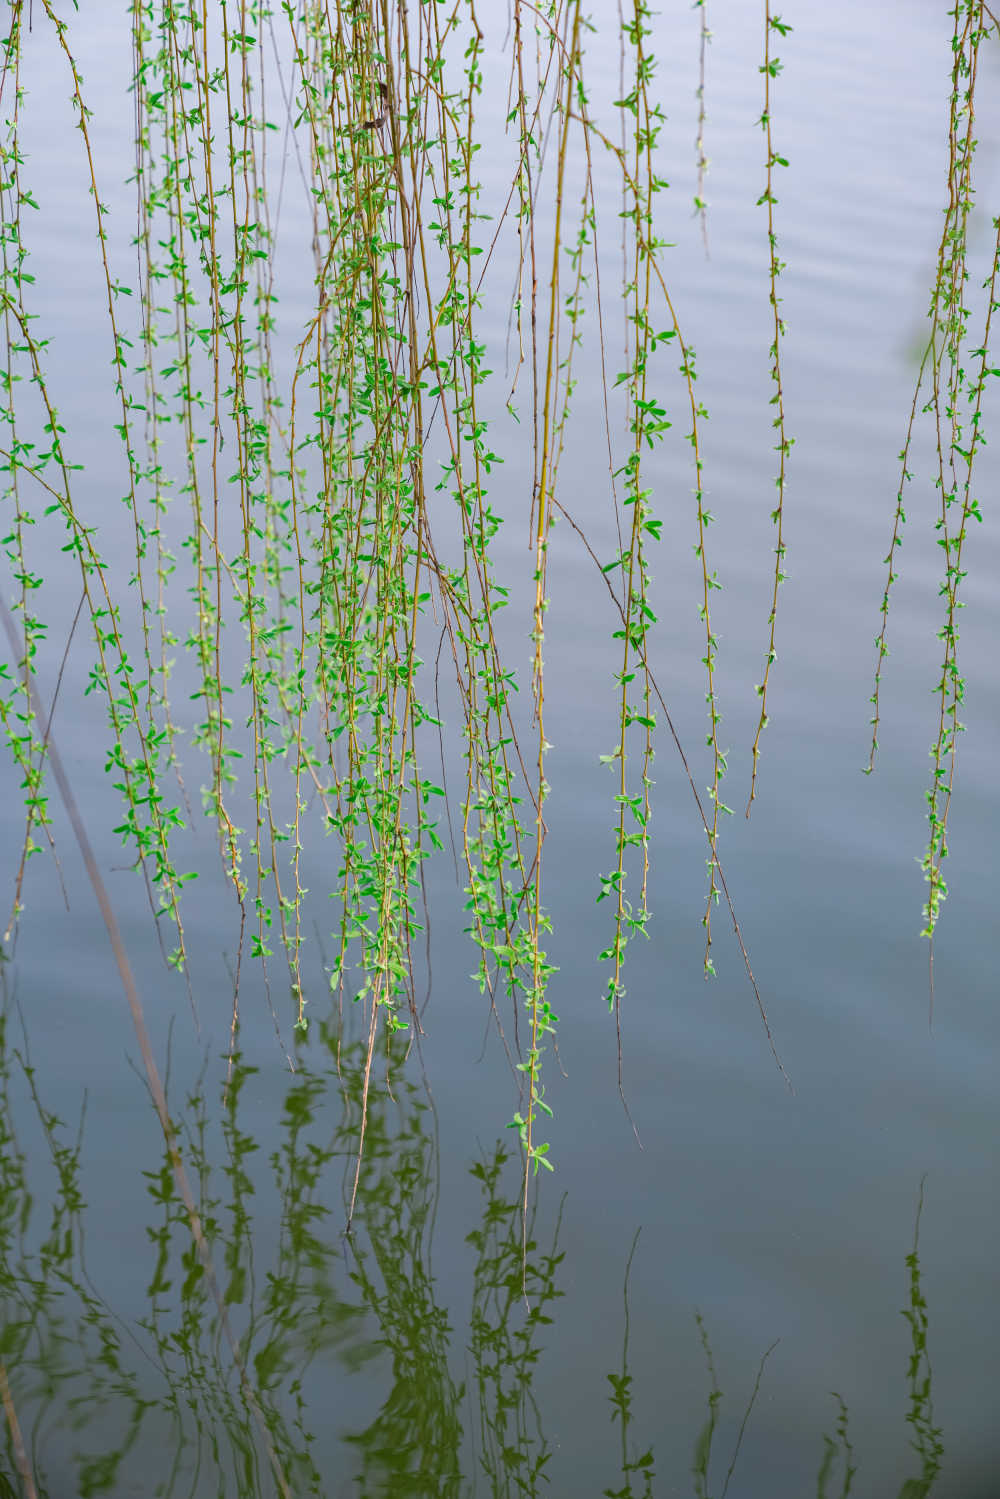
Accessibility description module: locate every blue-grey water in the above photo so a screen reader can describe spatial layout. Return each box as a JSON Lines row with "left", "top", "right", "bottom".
{"left": 1, "top": 1, "right": 998, "bottom": 1495}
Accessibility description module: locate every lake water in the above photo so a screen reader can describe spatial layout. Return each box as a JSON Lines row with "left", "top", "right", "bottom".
{"left": 1, "top": 1, "right": 999, "bottom": 1495}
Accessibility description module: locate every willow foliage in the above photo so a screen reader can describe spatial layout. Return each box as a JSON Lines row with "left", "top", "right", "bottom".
{"left": 0, "top": 0, "right": 997, "bottom": 1195}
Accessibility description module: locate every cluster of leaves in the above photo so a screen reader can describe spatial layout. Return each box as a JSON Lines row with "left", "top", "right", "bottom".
{"left": 868, "top": 0, "right": 1000, "bottom": 942}
{"left": 8, "top": 0, "right": 995, "bottom": 1201}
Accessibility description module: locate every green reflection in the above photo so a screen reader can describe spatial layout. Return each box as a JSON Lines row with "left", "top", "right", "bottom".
{"left": 595, "top": 1199, "right": 946, "bottom": 1499}
{"left": 0, "top": 984, "right": 962, "bottom": 1496}
{"left": 339, "top": 1072, "right": 463, "bottom": 1495}
{"left": 466, "top": 1147, "right": 563, "bottom": 1497}
{"left": 0, "top": 996, "right": 151, "bottom": 1497}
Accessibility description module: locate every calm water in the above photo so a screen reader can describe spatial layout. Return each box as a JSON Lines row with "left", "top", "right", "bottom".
{"left": 2, "top": 1, "right": 999, "bottom": 1495}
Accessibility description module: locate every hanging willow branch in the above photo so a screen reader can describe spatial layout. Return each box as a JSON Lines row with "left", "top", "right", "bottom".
{"left": 867, "top": 0, "right": 999, "bottom": 957}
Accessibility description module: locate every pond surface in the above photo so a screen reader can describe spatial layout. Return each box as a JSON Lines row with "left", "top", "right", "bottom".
{"left": 1, "top": 1, "right": 999, "bottom": 1496}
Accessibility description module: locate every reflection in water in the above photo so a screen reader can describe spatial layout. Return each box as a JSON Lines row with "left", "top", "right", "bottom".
{"left": 466, "top": 1150, "right": 563, "bottom": 1499}
{"left": 339, "top": 1078, "right": 463, "bottom": 1496}
{"left": 0, "top": 986, "right": 956, "bottom": 1496}
{"left": 0, "top": 998, "right": 150, "bottom": 1497}
{"left": 604, "top": 1232, "right": 655, "bottom": 1499}
{"left": 688, "top": 1310, "right": 779, "bottom": 1499}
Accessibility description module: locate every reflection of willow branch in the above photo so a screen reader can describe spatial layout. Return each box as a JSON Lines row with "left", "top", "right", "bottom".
{"left": 0, "top": 982, "right": 151, "bottom": 1498}
{"left": 817, "top": 1393, "right": 856, "bottom": 1499}
{"left": 899, "top": 1179, "right": 943, "bottom": 1498}
{"left": 137, "top": 1025, "right": 372, "bottom": 1498}
{"left": 0, "top": 990, "right": 957, "bottom": 1498}
{"left": 0, "top": 999, "right": 43, "bottom": 1499}
{"left": 719, "top": 1336, "right": 779, "bottom": 1499}
{"left": 1, "top": 997, "right": 463, "bottom": 1499}
{"left": 0, "top": 1361, "right": 36, "bottom": 1499}
{"left": 691, "top": 1313, "right": 778, "bottom": 1499}
{"left": 692, "top": 1311, "right": 722, "bottom": 1498}
{"left": 604, "top": 1229, "right": 653, "bottom": 1499}
{"left": 818, "top": 1181, "right": 944, "bottom": 1499}
{"left": 140, "top": 1073, "right": 280, "bottom": 1499}
{"left": 467, "top": 1146, "right": 564, "bottom": 1499}
{"left": 340, "top": 1058, "right": 463, "bottom": 1497}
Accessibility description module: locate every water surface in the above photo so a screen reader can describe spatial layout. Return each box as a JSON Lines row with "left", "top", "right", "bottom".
{"left": 1, "top": 1, "right": 998, "bottom": 1495}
